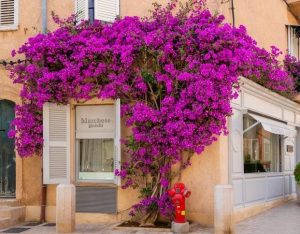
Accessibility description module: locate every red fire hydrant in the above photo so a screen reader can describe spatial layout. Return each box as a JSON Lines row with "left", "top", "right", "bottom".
{"left": 168, "top": 182, "right": 191, "bottom": 223}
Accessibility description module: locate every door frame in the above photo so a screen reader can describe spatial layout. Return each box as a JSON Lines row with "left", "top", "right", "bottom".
{"left": 0, "top": 87, "right": 22, "bottom": 200}
{"left": 0, "top": 100, "right": 16, "bottom": 197}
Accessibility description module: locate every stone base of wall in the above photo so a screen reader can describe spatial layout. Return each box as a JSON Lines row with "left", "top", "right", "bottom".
{"left": 26, "top": 195, "right": 296, "bottom": 225}
{"left": 25, "top": 206, "right": 41, "bottom": 222}
{"left": 234, "top": 195, "right": 296, "bottom": 223}
{"left": 187, "top": 212, "right": 213, "bottom": 227}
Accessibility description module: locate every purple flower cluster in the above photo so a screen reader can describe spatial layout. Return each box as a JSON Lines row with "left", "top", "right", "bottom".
{"left": 129, "top": 192, "right": 173, "bottom": 218}
{"left": 284, "top": 54, "right": 300, "bottom": 92}
{"left": 9, "top": 0, "right": 295, "bottom": 218}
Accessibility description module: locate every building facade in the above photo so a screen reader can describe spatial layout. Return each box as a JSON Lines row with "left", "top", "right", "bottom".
{"left": 0, "top": 0, "right": 300, "bottom": 227}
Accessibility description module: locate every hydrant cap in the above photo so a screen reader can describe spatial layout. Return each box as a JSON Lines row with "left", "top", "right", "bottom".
{"left": 168, "top": 188, "right": 176, "bottom": 197}
{"left": 174, "top": 182, "right": 185, "bottom": 191}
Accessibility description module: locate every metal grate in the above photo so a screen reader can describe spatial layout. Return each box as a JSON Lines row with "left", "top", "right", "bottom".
{"left": 2, "top": 228, "right": 30, "bottom": 233}
{"left": 23, "top": 222, "right": 42, "bottom": 226}
{"left": 76, "top": 186, "right": 117, "bottom": 213}
{"left": 43, "top": 223, "right": 56, "bottom": 227}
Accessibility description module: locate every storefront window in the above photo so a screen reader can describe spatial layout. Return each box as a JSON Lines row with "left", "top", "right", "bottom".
{"left": 78, "top": 139, "right": 114, "bottom": 180}
{"left": 243, "top": 114, "right": 282, "bottom": 173}
{"left": 75, "top": 105, "right": 116, "bottom": 182}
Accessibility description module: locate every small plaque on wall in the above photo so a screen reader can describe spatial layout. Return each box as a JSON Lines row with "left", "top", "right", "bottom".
{"left": 287, "top": 145, "right": 294, "bottom": 153}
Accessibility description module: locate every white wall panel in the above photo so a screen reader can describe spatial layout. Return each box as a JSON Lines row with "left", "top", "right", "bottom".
{"left": 233, "top": 179, "right": 243, "bottom": 206}
{"left": 267, "top": 176, "right": 284, "bottom": 199}
{"left": 296, "top": 114, "right": 300, "bottom": 125}
{"left": 284, "top": 156, "right": 291, "bottom": 171}
{"left": 284, "top": 176, "right": 290, "bottom": 195}
{"left": 245, "top": 178, "right": 266, "bottom": 203}
{"left": 291, "top": 176, "right": 296, "bottom": 193}
{"left": 243, "top": 92, "right": 282, "bottom": 119}
{"left": 283, "top": 109, "right": 295, "bottom": 123}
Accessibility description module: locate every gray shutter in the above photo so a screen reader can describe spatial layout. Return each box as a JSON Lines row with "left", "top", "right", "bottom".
{"left": 76, "top": 187, "right": 117, "bottom": 213}
{"left": 75, "top": 0, "right": 88, "bottom": 23}
{"left": 0, "top": 0, "right": 17, "bottom": 28}
{"left": 43, "top": 103, "right": 70, "bottom": 184}
{"left": 94, "top": 0, "right": 119, "bottom": 22}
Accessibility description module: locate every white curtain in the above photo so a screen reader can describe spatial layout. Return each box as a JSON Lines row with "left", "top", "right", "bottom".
{"left": 80, "top": 139, "right": 114, "bottom": 173}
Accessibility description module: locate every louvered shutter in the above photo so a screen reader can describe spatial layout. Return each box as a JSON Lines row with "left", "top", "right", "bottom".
{"left": 43, "top": 103, "right": 70, "bottom": 184}
{"left": 0, "top": 0, "right": 17, "bottom": 29}
{"left": 114, "top": 99, "right": 121, "bottom": 185}
{"left": 94, "top": 0, "right": 119, "bottom": 23}
{"left": 75, "top": 0, "right": 88, "bottom": 23}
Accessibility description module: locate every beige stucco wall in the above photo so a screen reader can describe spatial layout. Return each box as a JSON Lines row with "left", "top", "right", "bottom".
{"left": 180, "top": 135, "right": 229, "bottom": 226}
{"left": 207, "top": 0, "right": 299, "bottom": 55}
{"left": 233, "top": 0, "right": 298, "bottom": 54}
{"left": 0, "top": 0, "right": 74, "bottom": 221}
{"left": 121, "top": 0, "right": 299, "bottom": 53}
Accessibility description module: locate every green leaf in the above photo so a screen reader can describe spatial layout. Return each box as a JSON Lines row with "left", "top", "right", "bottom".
{"left": 141, "top": 70, "right": 156, "bottom": 84}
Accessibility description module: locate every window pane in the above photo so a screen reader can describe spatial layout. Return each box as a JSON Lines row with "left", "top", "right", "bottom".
{"left": 78, "top": 139, "right": 114, "bottom": 180}
{"left": 243, "top": 115, "right": 281, "bottom": 173}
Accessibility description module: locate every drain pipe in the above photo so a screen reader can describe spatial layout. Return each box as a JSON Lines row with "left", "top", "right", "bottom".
{"left": 42, "top": 0, "right": 47, "bottom": 34}
{"left": 40, "top": 0, "right": 47, "bottom": 223}
{"left": 88, "top": 0, "right": 95, "bottom": 24}
{"left": 230, "top": 0, "right": 235, "bottom": 27}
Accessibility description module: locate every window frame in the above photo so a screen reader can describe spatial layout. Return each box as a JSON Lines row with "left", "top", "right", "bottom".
{"left": 75, "top": 138, "right": 116, "bottom": 184}
{"left": 287, "top": 25, "right": 300, "bottom": 60}
{"left": 74, "top": 102, "right": 120, "bottom": 184}
{"left": 75, "top": 0, "right": 120, "bottom": 24}
{"left": 243, "top": 114, "right": 283, "bottom": 174}
{"left": 0, "top": 0, "right": 19, "bottom": 31}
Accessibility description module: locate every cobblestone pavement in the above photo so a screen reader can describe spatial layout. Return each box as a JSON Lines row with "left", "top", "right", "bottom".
{"left": 236, "top": 200, "right": 300, "bottom": 234}
{"left": 1, "top": 201, "right": 299, "bottom": 233}
{"left": 0, "top": 222, "right": 213, "bottom": 234}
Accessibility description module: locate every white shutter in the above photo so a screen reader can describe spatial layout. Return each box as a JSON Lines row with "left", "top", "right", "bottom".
{"left": 287, "top": 26, "right": 300, "bottom": 60}
{"left": 75, "top": 0, "right": 88, "bottom": 23}
{"left": 114, "top": 99, "right": 121, "bottom": 185}
{"left": 0, "top": 0, "right": 18, "bottom": 29}
{"left": 94, "top": 0, "right": 119, "bottom": 22}
{"left": 43, "top": 103, "right": 70, "bottom": 184}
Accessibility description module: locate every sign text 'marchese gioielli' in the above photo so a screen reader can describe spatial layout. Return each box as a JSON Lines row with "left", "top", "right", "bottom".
{"left": 80, "top": 118, "right": 111, "bottom": 128}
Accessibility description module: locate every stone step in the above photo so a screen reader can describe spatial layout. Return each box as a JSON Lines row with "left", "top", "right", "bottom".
{"left": 0, "top": 217, "right": 13, "bottom": 229}
{"left": 0, "top": 206, "right": 25, "bottom": 222}
{"left": 0, "top": 200, "right": 26, "bottom": 229}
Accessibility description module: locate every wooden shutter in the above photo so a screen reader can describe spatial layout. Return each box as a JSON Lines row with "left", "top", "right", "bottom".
{"left": 75, "top": 0, "right": 88, "bottom": 23}
{"left": 114, "top": 99, "right": 121, "bottom": 185}
{"left": 0, "top": 0, "right": 17, "bottom": 29}
{"left": 43, "top": 103, "right": 70, "bottom": 184}
{"left": 94, "top": 0, "right": 119, "bottom": 22}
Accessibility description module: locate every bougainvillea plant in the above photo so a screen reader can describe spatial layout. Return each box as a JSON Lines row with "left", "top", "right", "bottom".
{"left": 284, "top": 54, "right": 300, "bottom": 92}
{"left": 9, "top": 0, "right": 295, "bottom": 224}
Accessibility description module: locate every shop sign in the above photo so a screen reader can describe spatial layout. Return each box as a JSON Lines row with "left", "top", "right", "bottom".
{"left": 76, "top": 105, "right": 116, "bottom": 133}
{"left": 286, "top": 145, "right": 294, "bottom": 153}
